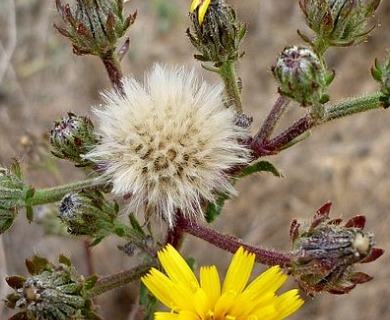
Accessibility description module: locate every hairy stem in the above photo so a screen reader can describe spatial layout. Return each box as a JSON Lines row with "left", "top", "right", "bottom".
{"left": 166, "top": 214, "right": 186, "bottom": 250}
{"left": 27, "top": 178, "right": 99, "bottom": 206}
{"left": 218, "top": 60, "right": 243, "bottom": 112}
{"left": 255, "top": 95, "right": 290, "bottom": 142}
{"left": 177, "top": 216, "right": 291, "bottom": 267}
{"left": 324, "top": 92, "right": 382, "bottom": 121}
{"left": 251, "top": 92, "right": 384, "bottom": 157}
{"left": 101, "top": 54, "right": 125, "bottom": 96}
{"left": 88, "top": 262, "right": 156, "bottom": 298}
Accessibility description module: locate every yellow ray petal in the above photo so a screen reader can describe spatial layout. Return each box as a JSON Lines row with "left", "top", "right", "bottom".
{"left": 158, "top": 244, "right": 199, "bottom": 291}
{"left": 190, "top": 0, "right": 201, "bottom": 12}
{"left": 197, "top": 0, "right": 211, "bottom": 25}
{"left": 274, "top": 289, "right": 305, "bottom": 319}
{"left": 243, "top": 266, "right": 288, "bottom": 300}
{"left": 200, "top": 265, "right": 221, "bottom": 307}
{"left": 141, "top": 268, "right": 176, "bottom": 309}
{"left": 155, "top": 312, "right": 179, "bottom": 320}
{"left": 222, "top": 247, "right": 255, "bottom": 294}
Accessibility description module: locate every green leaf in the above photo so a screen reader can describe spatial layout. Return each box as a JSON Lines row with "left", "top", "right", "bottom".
{"left": 58, "top": 254, "right": 72, "bottom": 267}
{"left": 0, "top": 217, "right": 14, "bottom": 234}
{"left": 90, "top": 237, "right": 104, "bottom": 246}
{"left": 280, "top": 131, "right": 311, "bottom": 151}
{"left": 185, "top": 257, "right": 197, "bottom": 271}
{"left": 25, "top": 205, "right": 34, "bottom": 223}
{"left": 129, "top": 213, "right": 145, "bottom": 235}
{"left": 84, "top": 275, "right": 99, "bottom": 290}
{"left": 206, "top": 161, "right": 282, "bottom": 222}
{"left": 25, "top": 255, "right": 50, "bottom": 275}
{"left": 24, "top": 186, "right": 35, "bottom": 200}
{"left": 238, "top": 160, "right": 283, "bottom": 178}
{"left": 11, "top": 161, "right": 23, "bottom": 179}
{"left": 205, "top": 192, "right": 230, "bottom": 223}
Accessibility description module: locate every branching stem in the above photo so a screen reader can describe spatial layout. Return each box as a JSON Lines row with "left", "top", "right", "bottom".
{"left": 251, "top": 92, "right": 383, "bottom": 157}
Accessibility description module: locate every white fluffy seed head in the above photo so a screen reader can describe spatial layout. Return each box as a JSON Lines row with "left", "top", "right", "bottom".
{"left": 86, "top": 64, "right": 250, "bottom": 226}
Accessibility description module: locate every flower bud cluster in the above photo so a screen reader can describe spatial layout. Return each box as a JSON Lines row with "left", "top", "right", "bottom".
{"left": 54, "top": 0, "right": 136, "bottom": 56}
{"left": 5, "top": 255, "right": 99, "bottom": 320}
{"left": 187, "top": 0, "right": 246, "bottom": 66}
{"left": 272, "top": 46, "right": 334, "bottom": 106}
{"left": 289, "top": 202, "right": 383, "bottom": 295}
{"left": 50, "top": 112, "right": 97, "bottom": 167}
{"left": 299, "top": 0, "right": 381, "bottom": 48}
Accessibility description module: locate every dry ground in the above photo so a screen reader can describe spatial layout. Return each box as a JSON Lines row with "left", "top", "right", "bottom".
{"left": 1, "top": 0, "right": 390, "bottom": 319}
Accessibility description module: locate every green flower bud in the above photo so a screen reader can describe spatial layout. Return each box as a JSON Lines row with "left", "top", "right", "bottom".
{"left": 0, "top": 162, "right": 30, "bottom": 234}
{"left": 50, "top": 112, "right": 97, "bottom": 167}
{"left": 58, "top": 190, "right": 118, "bottom": 241}
{"left": 371, "top": 54, "right": 390, "bottom": 108}
{"left": 289, "top": 202, "right": 384, "bottom": 295}
{"left": 299, "top": 0, "right": 381, "bottom": 48}
{"left": 272, "top": 46, "right": 334, "bottom": 106}
{"left": 5, "top": 255, "right": 100, "bottom": 320}
{"left": 54, "top": 0, "right": 136, "bottom": 56}
{"left": 187, "top": 0, "right": 247, "bottom": 66}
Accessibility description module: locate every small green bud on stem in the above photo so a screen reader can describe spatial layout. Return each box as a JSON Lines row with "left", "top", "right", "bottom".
{"left": 50, "top": 112, "right": 98, "bottom": 167}
{"left": 272, "top": 46, "right": 334, "bottom": 106}
{"left": 58, "top": 190, "right": 118, "bottom": 243}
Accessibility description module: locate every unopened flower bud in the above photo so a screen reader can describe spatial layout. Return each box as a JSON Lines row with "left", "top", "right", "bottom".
{"left": 50, "top": 112, "right": 97, "bottom": 167}
{"left": 299, "top": 0, "right": 380, "bottom": 47}
{"left": 5, "top": 255, "right": 99, "bottom": 320}
{"left": 54, "top": 0, "right": 136, "bottom": 56}
{"left": 58, "top": 190, "right": 118, "bottom": 240}
{"left": 272, "top": 46, "right": 334, "bottom": 106}
{"left": 187, "top": 0, "right": 247, "bottom": 65}
{"left": 0, "top": 162, "right": 29, "bottom": 234}
{"left": 371, "top": 54, "right": 390, "bottom": 108}
{"left": 289, "top": 202, "right": 384, "bottom": 295}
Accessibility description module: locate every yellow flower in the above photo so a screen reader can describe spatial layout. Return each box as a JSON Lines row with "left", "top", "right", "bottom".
{"left": 142, "top": 245, "right": 304, "bottom": 319}
{"left": 190, "top": 0, "right": 211, "bottom": 25}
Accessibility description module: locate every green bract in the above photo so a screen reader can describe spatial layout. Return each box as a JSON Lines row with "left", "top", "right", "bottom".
{"left": 272, "top": 46, "right": 334, "bottom": 106}
{"left": 299, "top": 0, "right": 381, "bottom": 50}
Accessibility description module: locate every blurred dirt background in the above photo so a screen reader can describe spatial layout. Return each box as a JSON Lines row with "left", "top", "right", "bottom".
{"left": 1, "top": 0, "right": 390, "bottom": 319}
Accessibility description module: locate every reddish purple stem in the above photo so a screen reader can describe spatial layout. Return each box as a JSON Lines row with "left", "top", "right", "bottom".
{"left": 176, "top": 215, "right": 291, "bottom": 267}
{"left": 251, "top": 114, "right": 317, "bottom": 157}
{"left": 101, "top": 56, "right": 125, "bottom": 96}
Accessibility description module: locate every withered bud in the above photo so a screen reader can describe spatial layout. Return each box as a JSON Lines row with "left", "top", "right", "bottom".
{"left": 54, "top": 0, "right": 136, "bottom": 56}
{"left": 289, "top": 202, "right": 384, "bottom": 295}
